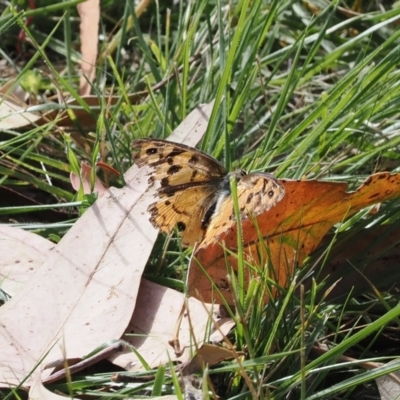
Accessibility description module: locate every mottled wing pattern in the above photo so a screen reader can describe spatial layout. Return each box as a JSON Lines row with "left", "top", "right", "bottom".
{"left": 202, "top": 173, "right": 285, "bottom": 246}
{"left": 148, "top": 184, "right": 219, "bottom": 246}
{"left": 132, "top": 139, "right": 227, "bottom": 247}
{"left": 132, "top": 139, "right": 227, "bottom": 187}
{"left": 236, "top": 173, "right": 285, "bottom": 216}
{"left": 133, "top": 139, "right": 285, "bottom": 248}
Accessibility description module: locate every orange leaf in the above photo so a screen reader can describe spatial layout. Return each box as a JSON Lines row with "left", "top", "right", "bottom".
{"left": 188, "top": 172, "right": 400, "bottom": 304}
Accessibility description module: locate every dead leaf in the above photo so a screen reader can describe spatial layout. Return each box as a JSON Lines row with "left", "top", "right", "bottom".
{"left": 376, "top": 360, "right": 400, "bottom": 400}
{"left": 0, "top": 91, "right": 166, "bottom": 130}
{"left": 0, "top": 168, "right": 152, "bottom": 387}
{"left": 306, "top": 224, "right": 400, "bottom": 300}
{"left": 178, "top": 343, "right": 239, "bottom": 400}
{"left": 30, "top": 371, "right": 77, "bottom": 400}
{"left": 0, "top": 62, "right": 197, "bottom": 130}
{"left": 109, "top": 280, "right": 235, "bottom": 370}
{"left": 0, "top": 226, "right": 55, "bottom": 296}
{"left": 189, "top": 173, "right": 400, "bottom": 304}
{"left": 0, "top": 101, "right": 223, "bottom": 389}
{"left": 70, "top": 162, "right": 108, "bottom": 196}
{"left": 182, "top": 344, "right": 239, "bottom": 376}
{"left": 0, "top": 95, "right": 40, "bottom": 129}
{"left": 77, "top": 0, "right": 100, "bottom": 95}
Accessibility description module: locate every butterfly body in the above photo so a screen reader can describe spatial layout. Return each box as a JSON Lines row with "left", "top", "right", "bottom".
{"left": 133, "top": 139, "right": 285, "bottom": 247}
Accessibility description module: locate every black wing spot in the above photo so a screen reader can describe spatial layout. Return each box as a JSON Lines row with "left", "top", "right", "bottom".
{"left": 168, "top": 148, "right": 185, "bottom": 158}
{"left": 246, "top": 193, "right": 254, "bottom": 204}
{"left": 268, "top": 190, "right": 274, "bottom": 198}
{"left": 146, "top": 147, "right": 158, "bottom": 155}
{"left": 190, "top": 170, "right": 198, "bottom": 181}
{"left": 167, "top": 157, "right": 174, "bottom": 165}
{"left": 161, "top": 177, "right": 170, "bottom": 187}
{"left": 189, "top": 155, "right": 199, "bottom": 165}
{"left": 165, "top": 200, "right": 171, "bottom": 206}
{"left": 167, "top": 165, "right": 182, "bottom": 175}
{"left": 177, "top": 221, "right": 186, "bottom": 231}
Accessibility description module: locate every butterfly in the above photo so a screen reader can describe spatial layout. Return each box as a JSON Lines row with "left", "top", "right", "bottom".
{"left": 132, "top": 138, "right": 285, "bottom": 247}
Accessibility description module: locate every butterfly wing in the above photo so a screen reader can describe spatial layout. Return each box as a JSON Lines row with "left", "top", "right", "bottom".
{"left": 133, "top": 139, "right": 227, "bottom": 247}
{"left": 148, "top": 184, "right": 220, "bottom": 246}
{"left": 132, "top": 139, "right": 227, "bottom": 187}
{"left": 133, "top": 139, "right": 284, "bottom": 247}
{"left": 236, "top": 173, "right": 285, "bottom": 216}
{"left": 202, "top": 173, "right": 285, "bottom": 246}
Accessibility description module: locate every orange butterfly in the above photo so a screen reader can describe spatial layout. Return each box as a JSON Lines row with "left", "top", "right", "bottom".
{"left": 133, "top": 139, "right": 285, "bottom": 247}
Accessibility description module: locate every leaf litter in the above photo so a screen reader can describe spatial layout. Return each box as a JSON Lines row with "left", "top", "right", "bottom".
{"left": 1, "top": 97, "right": 400, "bottom": 397}
{"left": 0, "top": 101, "right": 235, "bottom": 396}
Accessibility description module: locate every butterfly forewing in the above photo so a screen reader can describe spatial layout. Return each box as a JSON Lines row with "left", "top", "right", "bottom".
{"left": 132, "top": 139, "right": 227, "bottom": 187}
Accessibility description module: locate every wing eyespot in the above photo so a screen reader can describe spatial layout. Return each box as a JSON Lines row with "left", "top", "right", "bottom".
{"left": 145, "top": 147, "right": 158, "bottom": 155}
{"left": 177, "top": 221, "right": 186, "bottom": 231}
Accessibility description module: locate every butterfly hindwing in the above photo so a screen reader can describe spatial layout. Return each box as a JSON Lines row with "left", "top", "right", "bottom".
{"left": 201, "top": 173, "right": 285, "bottom": 246}
{"left": 236, "top": 173, "right": 285, "bottom": 215}
{"left": 148, "top": 184, "right": 219, "bottom": 246}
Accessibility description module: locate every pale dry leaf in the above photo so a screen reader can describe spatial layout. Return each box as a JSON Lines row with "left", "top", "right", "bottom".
{"left": 0, "top": 93, "right": 104, "bottom": 129}
{"left": 0, "top": 78, "right": 27, "bottom": 102}
{"left": 180, "top": 344, "right": 239, "bottom": 400}
{"left": 0, "top": 226, "right": 55, "bottom": 296}
{"left": 0, "top": 95, "right": 40, "bottom": 129}
{"left": 376, "top": 360, "right": 400, "bottom": 400}
{"left": 182, "top": 344, "right": 238, "bottom": 376}
{"left": 0, "top": 89, "right": 178, "bottom": 130}
{"left": 0, "top": 169, "right": 152, "bottom": 387}
{"left": 163, "top": 101, "right": 215, "bottom": 148}
{"left": 0, "top": 101, "right": 216, "bottom": 388}
{"left": 77, "top": 0, "right": 100, "bottom": 95}
{"left": 109, "top": 279, "right": 235, "bottom": 370}
{"left": 29, "top": 370, "right": 78, "bottom": 400}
